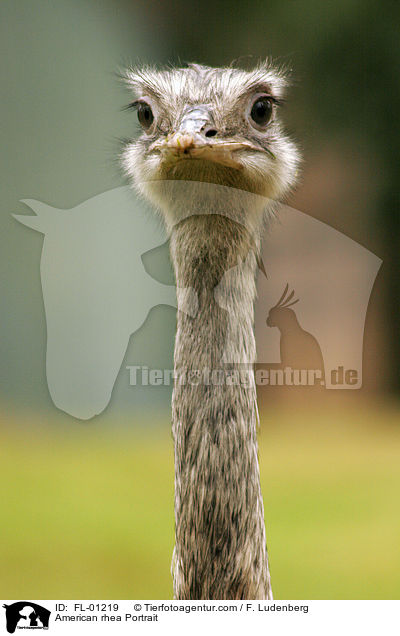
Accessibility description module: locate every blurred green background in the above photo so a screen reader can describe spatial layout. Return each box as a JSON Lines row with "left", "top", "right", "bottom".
{"left": 0, "top": 0, "right": 399, "bottom": 599}
{"left": 2, "top": 406, "right": 399, "bottom": 599}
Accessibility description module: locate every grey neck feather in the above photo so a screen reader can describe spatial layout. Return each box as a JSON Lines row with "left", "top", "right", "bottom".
{"left": 168, "top": 192, "right": 273, "bottom": 600}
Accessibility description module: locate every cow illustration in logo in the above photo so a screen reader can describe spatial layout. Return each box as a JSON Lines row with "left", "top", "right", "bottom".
{"left": 3, "top": 602, "right": 50, "bottom": 633}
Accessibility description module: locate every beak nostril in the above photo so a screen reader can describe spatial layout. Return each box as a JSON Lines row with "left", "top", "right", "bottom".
{"left": 205, "top": 129, "right": 217, "bottom": 138}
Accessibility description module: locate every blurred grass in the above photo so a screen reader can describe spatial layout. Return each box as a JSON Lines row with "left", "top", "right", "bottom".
{"left": 0, "top": 403, "right": 399, "bottom": 599}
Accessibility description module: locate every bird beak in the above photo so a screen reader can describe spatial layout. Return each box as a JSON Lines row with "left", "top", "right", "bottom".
{"left": 148, "top": 105, "right": 263, "bottom": 169}
{"left": 176, "top": 105, "right": 216, "bottom": 138}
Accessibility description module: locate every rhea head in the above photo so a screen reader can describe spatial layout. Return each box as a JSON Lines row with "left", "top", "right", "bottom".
{"left": 121, "top": 62, "right": 300, "bottom": 221}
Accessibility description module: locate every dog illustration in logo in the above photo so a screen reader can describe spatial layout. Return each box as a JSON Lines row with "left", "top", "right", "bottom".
{"left": 3, "top": 602, "right": 50, "bottom": 633}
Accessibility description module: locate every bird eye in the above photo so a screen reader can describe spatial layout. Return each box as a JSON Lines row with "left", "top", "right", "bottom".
{"left": 250, "top": 97, "right": 273, "bottom": 127}
{"left": 137, "top": 102, "right": 154, "bottom": 130}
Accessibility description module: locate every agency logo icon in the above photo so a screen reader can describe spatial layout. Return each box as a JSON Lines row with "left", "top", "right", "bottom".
{"left": 14, "top": 184, "right": 382, "bottom": 417}
{"left": 2, "top": 602, "right": 50, "bottom": 633}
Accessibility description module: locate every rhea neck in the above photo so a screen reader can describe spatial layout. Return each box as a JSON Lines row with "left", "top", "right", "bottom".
{"left": 160, "top": 180, "right": 272, "bottom": 600}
